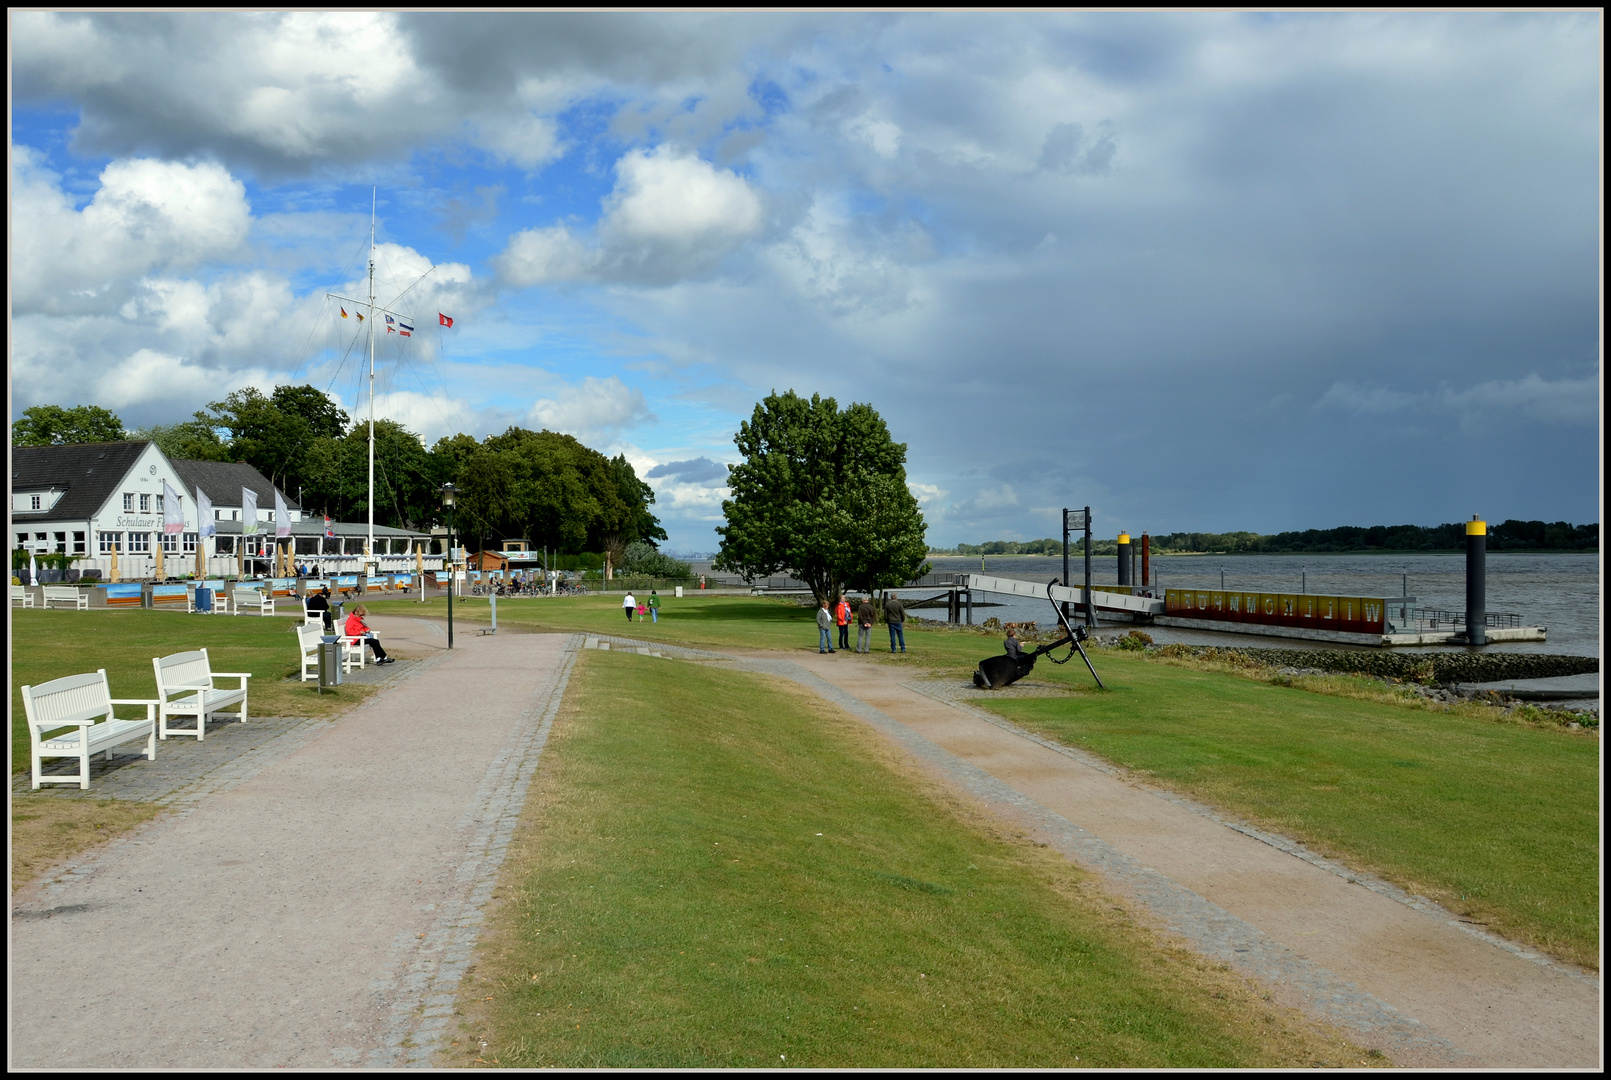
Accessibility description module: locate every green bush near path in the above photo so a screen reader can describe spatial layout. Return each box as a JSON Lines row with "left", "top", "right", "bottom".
{"left": 11, "top": 609, "right": 371, "bottom": 774}
{"left": 374, "top": 595, "right": 1600, "bottom": 971}
{"left": 455, "top": 650, "right": 1365, "bottom": 1068}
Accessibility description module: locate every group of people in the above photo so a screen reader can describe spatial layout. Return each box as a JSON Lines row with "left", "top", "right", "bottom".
{"left": 817, "top": 592, "right": 907, "bottom": 654}
{"left": 304, "top": 586, "right": 394, "bottom": 664}
{"left": 620, "top": 590, "right": 662, "bottom": 623}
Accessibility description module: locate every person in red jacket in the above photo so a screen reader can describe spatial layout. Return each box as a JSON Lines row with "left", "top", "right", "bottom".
{"left": 835, "top": 593, "right": 852, "bottom": 651}
{"left": 344, "top": 604, "right": 394, "bottom": 664}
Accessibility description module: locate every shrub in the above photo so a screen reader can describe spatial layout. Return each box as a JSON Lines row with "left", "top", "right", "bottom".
{"left": 621, "top": 541, "right": 693, "bottom": 580}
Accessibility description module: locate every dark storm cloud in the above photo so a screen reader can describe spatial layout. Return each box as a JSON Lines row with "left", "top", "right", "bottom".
{"left": 646, "top": 457, "right": 729, "bottom": 485}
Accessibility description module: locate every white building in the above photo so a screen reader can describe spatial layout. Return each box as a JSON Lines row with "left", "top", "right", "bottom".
{"left": 11, "top": 441, "right": 437, "bottom": 580}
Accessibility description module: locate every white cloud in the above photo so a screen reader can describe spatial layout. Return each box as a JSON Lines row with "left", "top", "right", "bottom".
{"left": 11, "top": 149, "right": 250, "bottom": 315}
{"left": 1315, "top": 381, "right": 1420, "bottom": 414}
{"left": 527, "top": 376, "right": 653, "bottom": 440}
{"left": 845, "top": 113, "right": 902, "bottom": 159}
{"left": 95, "top": 348, "right": 276, "bottom": 412}
{"left": 1317, "top": 374, "right": 1599, "bottom": 426}
{"left": 494, "top": 146, "right": 765, "bottom": 287}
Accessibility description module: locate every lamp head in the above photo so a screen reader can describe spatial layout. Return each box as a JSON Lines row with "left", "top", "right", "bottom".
{"left": 441, "top": 483, "right": 456, "bottom": 508}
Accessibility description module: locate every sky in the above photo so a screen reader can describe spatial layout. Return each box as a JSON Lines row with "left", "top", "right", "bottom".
{"left": 9, "top": 11, "right": 1602, "bottom": 552}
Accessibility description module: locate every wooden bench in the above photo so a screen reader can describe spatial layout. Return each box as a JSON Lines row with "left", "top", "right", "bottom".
{"left": 153, "top": 648, "right": 251, "bottom": 741}
{"left": 12, "top": 584, "right": 35, "bottom": 608}
{"left": 42, "top": 585, "right": 89, "bottom": 610}
{"left": 296, "top": 624, "right": 364, "bottom": 680}
{"left": 231, "top": 588, "right": 273, "bottom": 616}
{"left": 23, "top": 669, "right": 158, "bottom": 790}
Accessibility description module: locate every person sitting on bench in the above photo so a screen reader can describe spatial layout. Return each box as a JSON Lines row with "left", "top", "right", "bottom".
{"left": 344, "top": 605, "right": 394, "bottom": 665}
{"left": 306, "top": 586, "right": 334, "bottom": 633}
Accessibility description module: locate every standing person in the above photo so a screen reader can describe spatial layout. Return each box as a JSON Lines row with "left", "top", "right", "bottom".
{"left": 648, "top": 589, "right": 660, "bottom": 623}
{"left": 622, "top": 590, "right": 637, "bottom": 622}
{"left": 344, "top": 604, "right": 394, "bottom": 664}
{"left": 856, "top": 595, "right": 876, "bottom": 653}
{"left": 835, "top": 593, "right": 852, "bottom": 651}
{"left": 817, "top": 599, "right": 836, "bottom": 653}
{"left": 885, "top": 592, "right": 907, "bottom": 653}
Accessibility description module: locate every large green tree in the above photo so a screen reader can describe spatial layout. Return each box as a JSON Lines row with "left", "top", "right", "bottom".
{"left": 300, "top": 419, "right": 436, "bottom": 531}
{"left": 11, "top": 404, "right": 126, "bottom": 446}
{"left": 130, "top": 412, "right": 233, "bottom": 462}
{"left": 203, "top": 384, "right": 350, "bottom": 496}
{"left": 715, "top": 390, "right": 929, "bottom": 604}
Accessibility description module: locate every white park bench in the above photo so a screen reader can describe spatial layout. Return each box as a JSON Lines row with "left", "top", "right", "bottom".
{"left": 153, "top": 648, "right": 251, "bottom": 741}
{"left": 232, "top": 588, "right": 273, "bottom": 616}
{"left": 23, "top": 669, "right": 158, "bottom": 790}
{"left": 13, "top": 584, "right": 35, "bottom": 607}
{"left": 295, "top": 624, "right": 366, "bottom": 680}
{"left": 42, "top": 585, "right": 89, "bottom": 610}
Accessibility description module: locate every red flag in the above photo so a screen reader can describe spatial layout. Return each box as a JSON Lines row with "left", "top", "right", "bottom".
{"left": 439, "top": 313, "right": 454, "bottom": 328}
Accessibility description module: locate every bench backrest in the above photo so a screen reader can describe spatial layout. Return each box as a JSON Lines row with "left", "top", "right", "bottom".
{"left": 155, "top": 649, "right": 213, "bottom": 695}
{"left": 43, "top": 586, "right": 82, "bottom": 600}
{"left": 297, "top": 625, "right": 325, "bottom": 652}
{"left": 21, "top": 669, "right": 113, "bottom": 734}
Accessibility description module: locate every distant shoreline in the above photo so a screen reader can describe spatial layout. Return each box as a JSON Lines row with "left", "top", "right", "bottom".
{"left": 925, "top": 549, "right": 1598, "bottom": 558}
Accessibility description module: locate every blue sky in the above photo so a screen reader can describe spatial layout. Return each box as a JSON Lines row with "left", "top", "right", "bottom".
{"left": 10, "top": 12, "right": 1601, "bottom": 551}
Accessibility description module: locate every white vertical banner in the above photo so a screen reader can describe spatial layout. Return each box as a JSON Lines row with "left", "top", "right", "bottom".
{"left": 241, "top": 488, "right": 259, "bottom": 535}
{"left": 275, "top": 489, "right": 292, "bottom": 539}
{"left": 163, "top": 480, "right": 186, "bottom": 535}
{"left": 196, "top": 488, "right": 215, "bottom": 538}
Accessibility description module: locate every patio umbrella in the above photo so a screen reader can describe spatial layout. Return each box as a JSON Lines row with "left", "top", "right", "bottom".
{"left": 155, "top": 540, "right": 165, "bottom": 582}
{"left": 109, "top": 542, "right": 119, "bottom": 583}
{"left": 30, "top": 552, "right": 37, "bottom": 586}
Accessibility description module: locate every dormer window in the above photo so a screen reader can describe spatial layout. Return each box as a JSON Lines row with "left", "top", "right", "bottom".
{"left": 30, "top": 494, "right": 41, "bottom": 510}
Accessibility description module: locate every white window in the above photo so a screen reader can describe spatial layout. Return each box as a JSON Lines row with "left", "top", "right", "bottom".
{"left": 139, "top": 493, "right": 151, "bottom": 512}
{"left": 31, "top": 494, "right": 41, "bottom": 510}
{"left": 156, "top": 494, "right": 164, "bottom": 512}
{"left": 54, "top": 532, "right": 67, "bottom": 552}
{"left": 14, "top": 532, "right": 26, "bottom": 549}
{"left": 162, "top": 531, "right": 180, "bottom": 554}
{"left": 124, "top": 493, "right": 135, "bottom": 511}
{"left": 99, "top": 531, "right": 123, "bottom": 554}
{"left": 183, "top": 532, "right": 197, "bottom": 554}
{"left": 128, "top": 532, "right": 151, "bottom": 553}
{"left": 72, "top": 532, "right": 86, "bottom": 554}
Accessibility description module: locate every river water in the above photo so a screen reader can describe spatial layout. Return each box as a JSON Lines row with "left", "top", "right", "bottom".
{"left": 916, "top": 552, "right": 1601, "bottom": 659}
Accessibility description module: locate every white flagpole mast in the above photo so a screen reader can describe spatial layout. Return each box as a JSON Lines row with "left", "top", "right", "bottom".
{"left": 367, "top": 186, "right": 376, "bottom": 576}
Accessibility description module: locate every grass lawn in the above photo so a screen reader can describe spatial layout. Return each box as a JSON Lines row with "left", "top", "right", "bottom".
{"left": 452, "top": 649, "right": 1370, "bottom": 1068}
{"left": 373, "top": 596, "right": 1599, "bottom": 970}
{"left": 11, "top": 609, "right": 373, "bottom": 775}
{"left": 12, "top": 798, "right": 163, "bottom": 892}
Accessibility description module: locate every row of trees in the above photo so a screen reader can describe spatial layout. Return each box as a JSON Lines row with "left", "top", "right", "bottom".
{"left": 939, "top": 521, "right": 1599, "bottom": 556}
{"left": 11, "top": 392, "right": 666, "bottom": 559}
{"left": 715, "top": 390, "right": 930, "bottom": 604}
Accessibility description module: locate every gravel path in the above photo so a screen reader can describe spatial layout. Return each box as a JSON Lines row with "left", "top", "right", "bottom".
{"left": 763, "top": 649, "right": 1599, "bottom": 1068}
{"left": 10, "top": 622, "right": 578, "bottom": 1070}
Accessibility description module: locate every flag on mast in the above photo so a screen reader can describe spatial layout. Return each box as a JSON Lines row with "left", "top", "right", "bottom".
{"left": 439, "top": 313, "right": 454, "bottom": 328}
{"left": 275, "top": 489, "right": 292, "bottom": 539}
{"left": 397, "top": 319, "right": 413, "bottom": 337}
{"left": 324, "top": 515, "right": 335, "bottom": 539}
{"left": 162, "top": 480, "right": 186, "bottom": 535}
{"left": 341, "top": 307, "right": 348, "bottom": 318}
{"left": 241, "top": 488, "right": 259, "bottom": 536}
{"left": 197, "top": 488, "right": 215, "bottom": 538}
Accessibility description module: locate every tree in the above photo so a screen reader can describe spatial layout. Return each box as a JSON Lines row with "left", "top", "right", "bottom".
{"left": 203, "top": 384, "right": 349, "bottom": 497}
{"left": 130, "top": 412, "right": 232, "bottom": 462}
{"left": 11, "top": 404, "right": 126, "bottom": 446}
{"left": 300, "top": 419, "right": 436, "bottom": 531}
{"left": 715, "top": 390, "right": 929, "bottom": 604}
{"left": 271, "top": 384, "right": 349, "bottom": 440}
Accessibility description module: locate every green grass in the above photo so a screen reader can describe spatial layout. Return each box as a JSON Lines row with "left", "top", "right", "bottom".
{"left": 11, "top": 609, "right": 372, "bottom": 774}
{"left": 371, "top": 597, "right": 1600, "bottom": 969}
{"left": 969, "top": 652, "right": 1601, "bottom": 970}
{"left": 364, "top": 592, "right": 827, "bottom": 652}
{"left": 453, "top": 650, "right": 1365, "bottom": 1068}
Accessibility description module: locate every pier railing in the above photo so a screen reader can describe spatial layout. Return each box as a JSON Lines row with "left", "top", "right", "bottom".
{"left": 1387, "top": 606, "right": 1523, "bottom": 633}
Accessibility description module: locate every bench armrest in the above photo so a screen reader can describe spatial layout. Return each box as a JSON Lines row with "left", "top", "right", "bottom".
{"left": 109, "top": 698, "right": 162, "bottom": 706}
{"left": 211, "top": 672, "right": 253, "bottom": 679}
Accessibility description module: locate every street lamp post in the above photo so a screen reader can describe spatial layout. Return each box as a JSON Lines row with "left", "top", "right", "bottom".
{"left": 442, "top": 483, "right": 456, "bottom": 650}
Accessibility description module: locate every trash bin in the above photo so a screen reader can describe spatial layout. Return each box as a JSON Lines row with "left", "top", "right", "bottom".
{"left": 318, "top": 640, "right": 343, "bottom": 688}
{"left": 195, "top": 587, "right": 213, "bottom": 613}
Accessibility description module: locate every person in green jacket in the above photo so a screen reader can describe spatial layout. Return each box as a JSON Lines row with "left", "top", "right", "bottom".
{"left": 885, "top": 592, "right": 907, "bottom": 653}
{"left": 648, "top": 589, "right": 660, "bottom": 623}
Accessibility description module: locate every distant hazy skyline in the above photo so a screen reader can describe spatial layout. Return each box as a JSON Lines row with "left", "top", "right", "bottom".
{"left": 10, "top": 12, "right": 1601, "bottom": 549}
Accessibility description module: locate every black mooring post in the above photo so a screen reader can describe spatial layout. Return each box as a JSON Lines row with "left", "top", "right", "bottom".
{"left": 1117, "top": 532, "right": 1132, "bottom": 587}
{"left": 1061, "top": 508, "right": 1071, "bottom": 625}
{"left": 1083, "top": 505, "right": 1094, "bottom": 627}
{"left": 1465, "top": 517, "right": 1486, "bottom": 646}
{"left": 965, "top": 588, "right": 972, "bottom": 625}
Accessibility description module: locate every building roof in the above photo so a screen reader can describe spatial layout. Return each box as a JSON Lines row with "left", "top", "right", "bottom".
{"left": 11, "top": 440, "right": 154, "bottom": 522}
{"left": 169, "top": 458, "right": 300, "bottom": 511}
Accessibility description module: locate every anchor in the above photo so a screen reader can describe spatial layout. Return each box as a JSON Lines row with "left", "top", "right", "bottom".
{"left": 973, "top": 578, "right": 1105, "bottom": 690}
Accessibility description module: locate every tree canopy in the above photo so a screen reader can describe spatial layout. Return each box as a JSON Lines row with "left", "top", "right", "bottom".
{"left": 11, "top": 404, "right": 125, "bottom": 446}
{"left": 715, "top": 390, "right": 929, "bottom": 603}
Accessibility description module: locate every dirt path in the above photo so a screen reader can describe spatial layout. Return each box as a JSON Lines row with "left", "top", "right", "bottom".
{"left": 758, "top": 648, "right": 1599, "bottom": 1068}
{"left": 10, "top": 624, "right": 578, "bottom": 1069}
